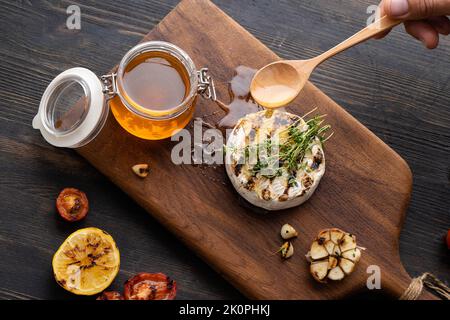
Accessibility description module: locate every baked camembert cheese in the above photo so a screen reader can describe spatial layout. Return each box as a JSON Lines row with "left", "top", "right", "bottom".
{"left": 225, "top": 110, "right": 330, "bottom": 211}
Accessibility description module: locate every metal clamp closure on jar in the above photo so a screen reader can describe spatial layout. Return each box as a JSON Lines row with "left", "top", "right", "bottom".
{"left": 101, "top": 68, "right": 216, "bottom": 102}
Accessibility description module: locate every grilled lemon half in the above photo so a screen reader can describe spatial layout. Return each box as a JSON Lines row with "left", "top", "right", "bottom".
{"left": 52, "top": 227, "right": 120, "bottom": 295}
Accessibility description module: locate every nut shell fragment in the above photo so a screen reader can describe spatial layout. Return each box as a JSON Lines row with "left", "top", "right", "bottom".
{"left": 132, "top": 164, "right": 150, "bottom": 178}
{"left": 307, "top": 228, "right": 362, "bottom": 283}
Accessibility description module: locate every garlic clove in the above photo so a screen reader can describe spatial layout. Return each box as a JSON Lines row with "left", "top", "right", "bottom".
{"left": 310, "top": 260, "right": 328, "bottom": 282}
{"left": 310, "top": 240, "right": 329, "bottom": 260}
{"left": 330, "top": 228, "right": 345, "bottom": 244}
{"left": 132, "top": 164, "right": 150, "bottom": 178}
{"left": 339, "top": 233, "right": 357, "bottom": 252}
{"left": 341, "top": 248, "right": 361, "bottom": 262}
{"left": 327, "top": 256, "right": 338, "bottom": 270}
{"left": 280, "top": 241, "right": 294, "bottom": 259}
{"left": 280, "top": 224, "right": 298, "bottom": 240}
{"left": 324, "top": 240, "right": 335, "bottom": 255}
{"left": 339, "top": 258, "right": 356, "bottom": 275}
{"left": 333, "top": 245, "right": 341, "bottom": 256}
{"left": 328, "top": 266, "right": 345, "bottom": 281}
{"left": 317, "top": 229, "right": 331, "bottom": 242}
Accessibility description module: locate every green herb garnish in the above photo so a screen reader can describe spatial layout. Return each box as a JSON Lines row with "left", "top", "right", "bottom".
{"left": 278, "top": 114, "right": 332, "bottom": 172}
{"left": 231, "top": 109, "right": 333, "bottom": 178}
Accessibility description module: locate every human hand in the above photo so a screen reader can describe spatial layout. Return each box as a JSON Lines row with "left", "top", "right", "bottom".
{"left": 375, "top": 0, "right": 450, "bottom": 48}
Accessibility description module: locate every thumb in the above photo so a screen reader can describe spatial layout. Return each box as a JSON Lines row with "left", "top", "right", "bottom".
{"left": 383, "top": 0, "right": 450, "bottom": 19}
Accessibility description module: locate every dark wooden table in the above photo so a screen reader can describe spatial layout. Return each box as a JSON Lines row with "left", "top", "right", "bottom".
{"left": 0, "top": 0, "right": 448, "bottom": 300}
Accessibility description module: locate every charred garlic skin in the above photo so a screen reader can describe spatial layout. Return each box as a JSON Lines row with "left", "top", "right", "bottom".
{"left": 307, "top": 228, "right": 362, "bottom": 283}
{"left": 281, "top": 223, "right": 298, "bottom": 240}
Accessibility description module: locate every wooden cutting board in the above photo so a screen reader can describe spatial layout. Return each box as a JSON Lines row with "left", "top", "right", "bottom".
{"left": 78, "top": 0, "right": 435, "bottom": 299}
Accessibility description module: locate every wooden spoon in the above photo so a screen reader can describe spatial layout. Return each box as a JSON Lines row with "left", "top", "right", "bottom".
{"left": 250, "top": 15, "right": 403, "bottom": 108}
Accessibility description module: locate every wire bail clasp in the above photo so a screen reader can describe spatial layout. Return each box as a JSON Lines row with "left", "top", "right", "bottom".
{"left": 101, "top": 73, "right": 117, "bottom": 98}
{"left": 197, "top": 68, "right": 217, "bottom": 101}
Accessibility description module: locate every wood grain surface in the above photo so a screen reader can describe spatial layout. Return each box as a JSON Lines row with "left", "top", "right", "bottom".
{"left": 76, "top": 0, "right": 433, "bottom": 299}
{"left": 0, "top": 0, "right": 448, "bottom": 300}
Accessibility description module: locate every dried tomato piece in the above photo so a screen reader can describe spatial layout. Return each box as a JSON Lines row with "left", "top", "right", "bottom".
{"left": 56, "top": 188, "right": 89, "bottom": 222}
{"left": 123, "top": 273, "right": 176, "bottom": 300}
{"left": 96, "top": 291, "right": 124, "bottom": 300}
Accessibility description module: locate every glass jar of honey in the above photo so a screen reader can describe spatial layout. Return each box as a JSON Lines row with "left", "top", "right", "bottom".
{"left": 33, "top": 41, "right": 216, "bottom": 147}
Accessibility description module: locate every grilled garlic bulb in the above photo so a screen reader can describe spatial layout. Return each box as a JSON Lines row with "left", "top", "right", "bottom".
{"left": 281, "top": 224, "right": 298, "bottom": 240}
{"left": 307, "top": 228, "right": 362, "bottom": 282}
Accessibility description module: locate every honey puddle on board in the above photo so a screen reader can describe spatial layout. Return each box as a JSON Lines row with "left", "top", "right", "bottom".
{"left": 215, "top": 66, "right": 263, "bottom": 128}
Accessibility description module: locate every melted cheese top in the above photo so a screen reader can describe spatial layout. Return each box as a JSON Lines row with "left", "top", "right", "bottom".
{"left": 226, "top": 110, "right": 325, "bottom": 204}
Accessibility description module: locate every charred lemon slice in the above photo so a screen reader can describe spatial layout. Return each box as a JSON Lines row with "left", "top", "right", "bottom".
{"left": 52, "top": 227, "right": 120, "bottom": 295}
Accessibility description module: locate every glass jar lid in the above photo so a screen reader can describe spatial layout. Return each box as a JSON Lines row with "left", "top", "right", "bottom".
{"left": 33, "top": 67, "right": 107, "bottom": 148}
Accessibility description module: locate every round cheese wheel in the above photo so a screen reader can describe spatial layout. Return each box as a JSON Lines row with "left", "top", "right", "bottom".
{"left": 225, "top": 110, "right": 326, "bottom": 211}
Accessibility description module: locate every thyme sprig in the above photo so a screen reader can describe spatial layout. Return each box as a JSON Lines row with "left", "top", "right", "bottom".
{"left": 278, "top": 114, "right": 332, "bottom": 172}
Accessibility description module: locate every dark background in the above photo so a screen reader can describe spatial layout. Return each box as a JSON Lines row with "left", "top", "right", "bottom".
{"left": 0, "top": 0, "right": 448, "bottom": 299}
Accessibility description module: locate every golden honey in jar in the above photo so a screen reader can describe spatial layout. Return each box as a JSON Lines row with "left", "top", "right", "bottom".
{"left": 33, "top": 41, "right": 215, "bottom": 148}
{"left": 111, "top": 41, "right": 207, "bottom": 140}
